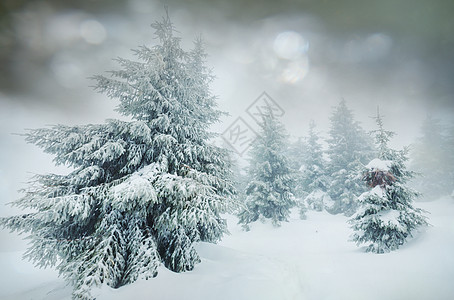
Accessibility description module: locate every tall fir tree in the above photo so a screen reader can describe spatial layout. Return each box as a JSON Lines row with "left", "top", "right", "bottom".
{"left": 230, "top": 157, "right": 249, "bottom": 209}
{"left": 410, "top": 115, "right": 451, "bottom": 198}
{"left": 238, "top": 108, "right": 296, "bottom": 229}
{"left": 349, "top": 109, "right": 428, "bottom": 253}
{"left": 286, "top": 136, "right": 306, "bottom": 200}
{"left": 286, "top": 135, "right": 311, "bottom": 219}
{"left": 301, "top": 120, "right": 331, "bottom": 211}
{"left": 1, "top": 16, "right": 235, "bottom": 299}
{"left": 326, "top": 99, "right": 374, "bottom": 216}
{"left": 287, "top": 137, "right": 306, "bottom": 169}
{"left": 286, "top": 136, "right": 309, "bottom": 219}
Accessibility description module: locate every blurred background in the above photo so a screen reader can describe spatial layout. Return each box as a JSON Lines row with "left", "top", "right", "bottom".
{"left": 1, "top": 0, "right": 453, "bottom": 246}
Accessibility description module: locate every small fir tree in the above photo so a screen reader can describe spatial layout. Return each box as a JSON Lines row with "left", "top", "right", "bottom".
{"left": 411, "top": 115, "right": 451, "bottom": 198}
{"left": 230, "top": 157, "right": 249, "bottom": 209}
{"left": 326, "top": 99, "right": 374, "bottom": 216}
{"left": 349, "top": 109, "right": 428, "bottom": 253}
{"left": 286, "top": 136, "right": 307, "bottom": 200}
{"left": 238, "top": 108, "right": 296, "bottom": 229}
{"left": 286, "top": 136, "right": 308, "bottom": 218}
{"left": 1, "top": 16, "right": 235, "bottom": 299}
{"left": 300, "top": 120, "right": 331, "bottom": 212}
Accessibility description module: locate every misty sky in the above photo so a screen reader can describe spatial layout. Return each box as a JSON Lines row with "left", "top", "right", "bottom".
{"left": 1, "top": 0, "right": 453, "bottom": 226}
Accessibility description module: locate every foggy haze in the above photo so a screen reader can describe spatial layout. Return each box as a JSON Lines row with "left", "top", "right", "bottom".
{"left": 0, "top": 0, "right": 453, "bottom": 244}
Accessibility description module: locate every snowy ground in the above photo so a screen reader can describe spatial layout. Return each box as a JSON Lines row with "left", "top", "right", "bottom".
{"left": 1, "top": 197, "right": 453, "bottom": 300}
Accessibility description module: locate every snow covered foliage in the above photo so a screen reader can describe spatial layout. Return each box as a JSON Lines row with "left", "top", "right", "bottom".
{"left": 238, "top": 108, "right": 297, "bottom": 229}
{"left": 326, "top": 100, "right": 374, "bottom": 216}
{"left": 286, "top": 136, "right": 308, "bottom": 218}
{"left": 410, "top": 115, "right": 452, "bottom": 198}
{"left": 286, "top": 137, "right": 307, "bottom": 200}
{"left": 305, "top": 190, "right": 333, "bottom": 212}
{"left": 300, "top": 121, "right": 331, "bottom": 212}
{"left": 349, "top": 110, "right": 428, "bottom": 253}
{"left": 230, "top": 158, "right": 249, "bottom": 212}
{"left": 0, "top": 15, "right": 236, "bottom": 300}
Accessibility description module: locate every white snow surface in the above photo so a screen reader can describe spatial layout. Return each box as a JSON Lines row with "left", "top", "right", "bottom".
{"left": 1, "top": 197, "right": 454, "bottom": 300}
{"left": 366, "top": 158, "right": 392, "bottom": 171}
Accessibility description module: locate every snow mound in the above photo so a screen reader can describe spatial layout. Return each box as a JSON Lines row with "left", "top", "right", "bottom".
{"left": 1, "top": 199, "right": 454, "bottom": 300}
{"left": 96, "top": 243, "right": 300, "bottom": 300}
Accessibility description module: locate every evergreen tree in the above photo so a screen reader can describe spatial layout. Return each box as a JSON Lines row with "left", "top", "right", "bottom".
{"left": 411, "top": 115, "right": 451, "bottom": 198}
{"left": 349, "top": 110, "right": 428, "bottom": 253}
{"left": 326, "top": 99, "right": 374, "bottom": 216}
{"left": 230, "top": 158, "right": 249, "bottom": 208}
{"left": 286, "top": 136, "right": 306, "bottom": 199}
{"left": 286, "top": 136, "right": 309, "bottom": 218}
{"left": 1, "top": 16, "right": 235, "bottom": 299}
{"left": 287, "top": 137, "right": 306, "bottom": 169}
{"left": 301, "top": 120, "right": 331, "bottom": 211}
{"left": 238, "top": 108, "right": 296, "bottom": 229}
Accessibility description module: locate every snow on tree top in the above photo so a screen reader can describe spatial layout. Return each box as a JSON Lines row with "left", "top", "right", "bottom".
{"left": 363, "top": 159, "right": 396, "bottom": 188}
{"left": 366, "top": 158, "right": 392, "bottom": 171}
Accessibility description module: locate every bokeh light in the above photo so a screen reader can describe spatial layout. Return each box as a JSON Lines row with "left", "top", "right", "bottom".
{"left": 80, "top": 19, "right": 107, "bottom": 45}
{"left": 280, "top": 57, "right": 310, "bottom": 84}
{"left": 273, "top": 31, "right": 309, "bottom": 60}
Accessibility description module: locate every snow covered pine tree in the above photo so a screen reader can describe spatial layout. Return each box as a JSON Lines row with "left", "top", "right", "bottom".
{"left": 0, "top": 16, "right": 235, "bottom": 299}
{"left": 326, "top": 99, "right": 374, "bottom": 216}
{"left": 286, "top": 136, "right": 306, "bottom": 200}
{"left": 300, "top": 120, "right": 331, "bottom": 212}
{"left": 238, "top": 107, "right": 296, "bottom": 229}
{"left": 411, "top": 115, "right": 452, "bottom": 198}
{"left": 349, "top": 109, "right": 428, "bottom": 253}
